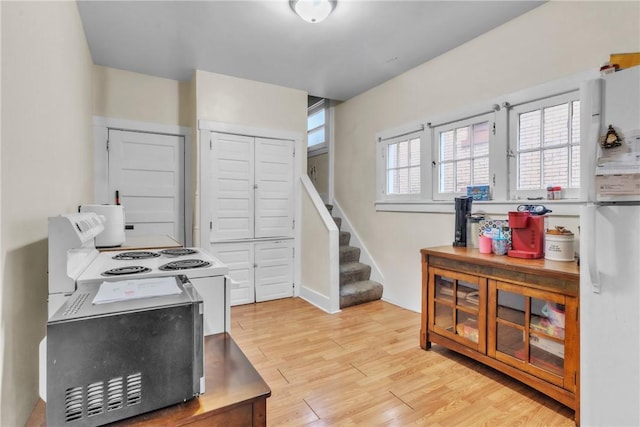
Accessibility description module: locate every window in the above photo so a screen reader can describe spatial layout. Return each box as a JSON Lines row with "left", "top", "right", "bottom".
{"left": 509, "top": 92, "right": 580, "bottom": 199}
{"left": 307, "top": 99, "right": 327, "bottom": 154}
{"left": 373, "top": 69, "right": 592, "bottom": 212}
{"left": 387, "top": 136, "right": 421, "bottom": 195}
{"left": 433, "top": 113, "right": 493, "bottom": 200}
{"left": 377, "top": 128, "right": 424, "bottom": 201}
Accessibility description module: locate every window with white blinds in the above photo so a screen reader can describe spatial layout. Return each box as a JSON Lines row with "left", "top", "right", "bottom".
{"left": 509, "top": 91, "right": 580, "bottom": 199}
{"left": 387, "top": 136, "right": 420, "bottom": 195}
{"left": 376, "top": 129, "right": 424, "bottom": 201}
{"left": 433, "top": 113, "right": 493, "bottom": 200}
{"left": 374, "top": 70, "right": 589, "bottom": 211}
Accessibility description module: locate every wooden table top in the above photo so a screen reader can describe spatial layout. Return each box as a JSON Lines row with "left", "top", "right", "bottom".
{"left": 26, "top": 333, "right": 271, "bottom": 426}
{"left": 421, "top": 245, "right": 579, "bottom": 282}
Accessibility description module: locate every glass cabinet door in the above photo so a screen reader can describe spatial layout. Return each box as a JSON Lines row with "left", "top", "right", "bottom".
{"left": 429, "top": 268, "right": 485, "bottom": 353}
{"left": 490, "top": 281, "right": 566, "bottom": 386}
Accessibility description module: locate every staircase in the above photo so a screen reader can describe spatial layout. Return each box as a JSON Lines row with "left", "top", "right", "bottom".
{"left": 328, "top": 206, "right": 383, "bottom": 309}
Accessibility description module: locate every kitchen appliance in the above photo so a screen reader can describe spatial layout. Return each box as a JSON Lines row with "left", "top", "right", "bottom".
{"left": 77, "top": 246, "right": 229, "bottom": 336}
{"left": 580, "top": 65, "right": 640, "bottom": 425}
{"left": 453, "top": 196, "right": 472, "bottom": 247}
{"left": 466, "top": 214, "right": 484, "bottom": 249}
{"left": 42, "top": 212, "right": 229, "bottom": 402}
{"left": 507, "top": 209, "right": 546, "bottom": 259}
{"left": 80, "top": 204, "right": 126, "bottom": 247}
{"left": 47, "top": 213, "right": 104, "bottom": 317}
{"left": 46, "top": 275, "right": 203, "bottom": 426}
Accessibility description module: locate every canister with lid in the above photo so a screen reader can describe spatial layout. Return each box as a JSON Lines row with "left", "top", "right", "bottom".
{"left": 545, "top": 226, "right": 575, "bottom": 261}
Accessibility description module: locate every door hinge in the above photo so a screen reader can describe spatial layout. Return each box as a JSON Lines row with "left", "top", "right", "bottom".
{"left": 292, "top": 219, "right": 295, "bottom": 230}
{"left": 209, "top": 138, "right": 212, "bottom": 150}
{"left": 106, "top": 140, "right": 110, "bottom": 151}
{"left": 209, "top": 221, "right": 213, "bottom": 230}
{"left": 492, "top": 122, "right": 496, "bottom": 135}
{"left": 293, "top": 146, "right": 295, "bottom": 157}
{"left": 292, "top": 247, "right": 295, "bottom": 258}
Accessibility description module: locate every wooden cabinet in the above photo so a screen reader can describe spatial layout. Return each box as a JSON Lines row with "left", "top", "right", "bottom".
{"left": 421, "top": 246, "right": 579, "bottom": 418}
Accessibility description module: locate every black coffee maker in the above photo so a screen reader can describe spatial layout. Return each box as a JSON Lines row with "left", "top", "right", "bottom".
{"left": 453, "top": 196, "right": 473, "bottom": 247}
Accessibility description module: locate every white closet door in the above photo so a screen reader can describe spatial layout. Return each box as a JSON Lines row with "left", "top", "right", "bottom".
{"left": 255, "top": 240, "right": 294, "bottom": 302}
{"left": 108, "top": 130, "right": 185, "bottom": 243}
{"left": 210, "top": 242, "right": 255, "bottom": 306}
{"left": 210, "top": 133, "right": 254, "bottom": 241}
{"left": 254, "top": 138, "right": 294, "bottom": 239}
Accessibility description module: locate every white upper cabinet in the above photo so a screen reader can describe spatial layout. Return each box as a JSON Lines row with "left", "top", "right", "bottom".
{"left": 207, "top": 132, "right": 295, "bottom": 242}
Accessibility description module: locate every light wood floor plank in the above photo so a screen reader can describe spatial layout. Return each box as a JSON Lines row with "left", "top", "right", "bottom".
{"left": 231, "top": 298, "right": 574, "bottom": 426}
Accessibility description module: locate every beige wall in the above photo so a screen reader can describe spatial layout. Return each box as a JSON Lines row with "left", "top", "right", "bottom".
{"left": 301, "top": 182, "right": 331, "bottom": 300}
{"left": 195, "top": 69, "right": 307, "bottom": 134}
{"left": 93, "top": 65, "right": 193, "bottom": 127}
{"left": 308, "top": 152, "right": 329, "bottom": 198}
{"left": 334, "top": 1, "right": 640, "bottom": 312}
{"left": 1, "top": 2, "right": 94, "bottom": 425}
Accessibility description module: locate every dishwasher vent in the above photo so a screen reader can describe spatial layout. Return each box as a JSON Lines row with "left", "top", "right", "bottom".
{"left": 64, "top": 386, "right": 83, "bottom": 422}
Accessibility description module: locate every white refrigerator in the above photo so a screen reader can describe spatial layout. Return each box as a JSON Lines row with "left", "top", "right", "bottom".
{"left": 580, "top": 65, "right": 640, "bottom": 426}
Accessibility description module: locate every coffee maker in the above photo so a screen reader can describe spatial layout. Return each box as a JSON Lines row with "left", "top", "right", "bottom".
{"left": 507, "top": 208, "right": 547, "bottom": 259}
{"left": 453, "top": 196, "right": 473, "bottom": 247}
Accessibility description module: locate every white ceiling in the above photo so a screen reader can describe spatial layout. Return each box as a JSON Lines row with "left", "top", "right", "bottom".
{"left": 77, "top": 0, "right": 544, "bottom": 101}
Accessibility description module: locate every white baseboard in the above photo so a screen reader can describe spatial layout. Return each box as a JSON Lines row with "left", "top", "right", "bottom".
{"left": 299, "top": 287, "right": 341, "bottom": 314}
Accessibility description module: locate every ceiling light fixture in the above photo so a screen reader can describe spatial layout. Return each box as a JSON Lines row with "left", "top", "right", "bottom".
{"left": 290, "top": 0, "right": 337, "bottom": 24}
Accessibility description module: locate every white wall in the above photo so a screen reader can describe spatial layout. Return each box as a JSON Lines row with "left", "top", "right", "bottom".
{"left": 334, "top": 1, "right": 640, "bottom": 312}
{"left": 0, "top": 2, "right": 94, "bottom": 425}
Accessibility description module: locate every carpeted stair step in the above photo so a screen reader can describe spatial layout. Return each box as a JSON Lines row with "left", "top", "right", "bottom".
{"left": 333, "top": 216, "right": 342, "bottom": 230}
{"left": 340, "top": 280, "right": 383, "bottom": 308}
{"left": 339, "top": 246, "right": 361, "bottom": 263}
{"left": 339, "top": 262, "right": 371, "bottom": 285}
{"left": 339, "top": 231, "right": 351, "bottom": 246}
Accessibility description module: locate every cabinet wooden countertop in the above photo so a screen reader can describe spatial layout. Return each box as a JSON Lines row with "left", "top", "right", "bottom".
{"left": 26, "top": 333, "right": 271, "bottom": 426}
{"left": 421, "top": 246, "right": 579, "bottom": 295}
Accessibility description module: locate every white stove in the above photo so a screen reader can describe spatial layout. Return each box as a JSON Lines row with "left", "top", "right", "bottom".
{"left": 47, "top": 213, "right": 229, "bottom": 336}
{"left": 78, "top": 248, "right": 228, "bottom": 283}
{"left": 77, "top": 247, "right": 229, "bottom": 336}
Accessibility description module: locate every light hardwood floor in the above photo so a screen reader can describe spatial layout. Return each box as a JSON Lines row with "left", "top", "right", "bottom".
{"left": 230, "top": 298, "right": 575, "bottom": 426}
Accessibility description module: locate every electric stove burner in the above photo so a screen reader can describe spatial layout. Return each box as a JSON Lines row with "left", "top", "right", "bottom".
{"left": 159, "top": 248, "right": 198, "bottom": 257}
{"left": 112, "top": 251, "right": 160, "bottom": 260}
{"left": 159, "top": 259, "right": 211, "bottom": 271}
{"left": 102, "top": 266, "right": 152, "bottom": 276}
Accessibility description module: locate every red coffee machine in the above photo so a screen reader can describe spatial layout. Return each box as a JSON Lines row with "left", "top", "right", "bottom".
{"left": 507, "top": 205, "right": 550, "bottom": 259}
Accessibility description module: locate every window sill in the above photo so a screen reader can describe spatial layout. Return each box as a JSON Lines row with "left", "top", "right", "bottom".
{"left": 374, "top": 199, "right": 584, "bottom": 216}
{"left": 307, "top": 146, "right": 328, "bottom": 157}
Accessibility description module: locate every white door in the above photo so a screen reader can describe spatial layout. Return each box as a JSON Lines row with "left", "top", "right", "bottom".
{"left": 108, "top": 130, "right": 185, "bottom": 243}
{"left": 255, "top": 240, "right": 294, "bottom": 302}
{"left": 255, "top": 138, "right": 295, "bottom": 238}
{"left": 211, "top": 242, "right": 255, "bottom": 306}
{"left": 210, "top": 133, "right": 254, "bottom": 241}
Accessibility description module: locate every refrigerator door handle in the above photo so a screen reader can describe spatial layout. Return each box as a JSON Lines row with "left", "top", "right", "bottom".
{"left": 583, "top": 204, "right": 601, "bottom": 293}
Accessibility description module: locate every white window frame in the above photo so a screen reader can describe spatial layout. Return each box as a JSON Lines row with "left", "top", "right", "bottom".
{"left": 376, "top": 124, "right": 427, "bottom": 203}
{"left": 507, "top": 91, "right": 581, "bottom": 200}
{"left": 307, "top": 99, "right": 328, "bottom": 156}
{"left": 373, "top": 68, "right": 597, "bottom": 215}
{"left": 431, "top": 112, "right": 495, "bottom": 201}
